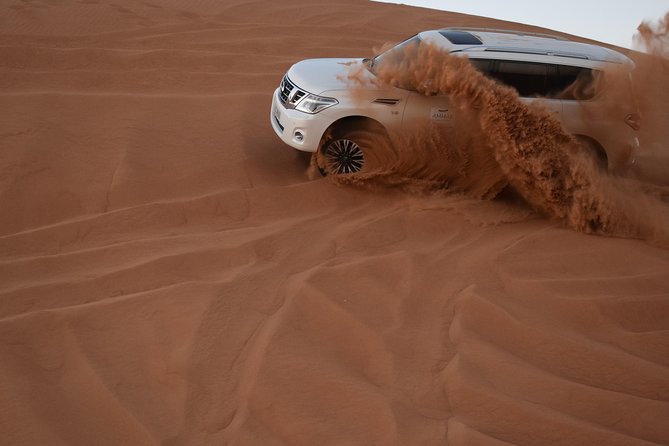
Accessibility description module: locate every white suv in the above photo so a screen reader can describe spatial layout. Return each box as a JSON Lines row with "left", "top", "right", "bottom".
{"left": 270, "top": 28, "right": 640, "bottom": 175}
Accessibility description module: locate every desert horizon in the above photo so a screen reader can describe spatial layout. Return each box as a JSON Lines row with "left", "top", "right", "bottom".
{"left": 1, "top": 1, "right": 668, "bottom": 444}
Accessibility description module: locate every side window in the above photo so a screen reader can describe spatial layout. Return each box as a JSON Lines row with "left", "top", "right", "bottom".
{"left": 469, "top": 58, "right": 493, "bottom": 74}
{"left": 492, "top": 61, "right": 550, "bottom": 97}
{"left": 468, "top": 59, "right": 598, "bottom": 100}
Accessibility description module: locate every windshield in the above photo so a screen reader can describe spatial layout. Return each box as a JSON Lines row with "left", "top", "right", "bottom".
{"left": 367, "top": 35, "right": 422, "bottom": 75}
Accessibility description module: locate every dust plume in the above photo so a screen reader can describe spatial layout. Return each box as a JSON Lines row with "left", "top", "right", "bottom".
{"left": 631, "top": 11, "right": 669, "bottom": 184}
{"left": 635, "top": 11, "right": 669, "bottom": 57}
{"left": 339, "top": 41, "right": 669, "bottom": 244}
{"left": 317, "top": 114, "right": 508, "bottom": 199}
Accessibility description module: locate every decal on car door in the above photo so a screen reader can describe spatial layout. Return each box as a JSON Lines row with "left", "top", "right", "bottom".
{"left": 430, "top": 107, "right": 452, "bottom": 122}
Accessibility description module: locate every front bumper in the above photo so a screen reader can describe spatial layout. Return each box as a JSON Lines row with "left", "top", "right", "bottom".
{"left": 270, "top": 88, "right": 331, "bottom": 153}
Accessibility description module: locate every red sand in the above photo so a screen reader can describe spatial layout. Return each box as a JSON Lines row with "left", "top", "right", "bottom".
{"left": 1, "top": 1, "right": 668, "bottom": 444}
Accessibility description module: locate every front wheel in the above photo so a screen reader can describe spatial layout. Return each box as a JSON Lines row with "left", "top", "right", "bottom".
{"left": 321, "top": 137, "right": 366, "bottom": 175}
{"left": 315, "top": 123, "right": 390, "bottom": 176}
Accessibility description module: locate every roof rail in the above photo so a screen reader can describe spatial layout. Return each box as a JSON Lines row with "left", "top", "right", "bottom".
{"left": 483, "top": 47, "right": 590, "bottom": 59}
{"left": 443, "top": 27, "right": 569, "bottom": 41}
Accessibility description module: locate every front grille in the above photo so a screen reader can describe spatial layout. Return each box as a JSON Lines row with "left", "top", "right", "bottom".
{"left": 279, "top": 76, "right": 292, "bottom": 103}
{"left": 279, "top": 75, "right": 307, "bottom": 108}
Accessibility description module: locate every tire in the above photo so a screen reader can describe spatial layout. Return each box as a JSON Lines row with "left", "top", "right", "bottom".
{"left": 315, "top": 123, "right": 390, "bottom": 176}
{"left": 576, "top": 136, "right": 608, "bottom": 171}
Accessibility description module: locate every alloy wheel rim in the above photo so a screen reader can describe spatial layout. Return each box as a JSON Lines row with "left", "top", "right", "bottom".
{"left": 325, "top": 139, "right": 365, "bottom": 174}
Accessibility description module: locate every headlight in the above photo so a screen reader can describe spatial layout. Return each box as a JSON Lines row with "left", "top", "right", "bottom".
{"left": 295, "top": 94, "right": 338, "bottom": 114}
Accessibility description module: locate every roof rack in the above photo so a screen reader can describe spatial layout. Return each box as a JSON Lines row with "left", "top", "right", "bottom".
{"left": 442, "top": 27, "right": 569, "bottom": 41}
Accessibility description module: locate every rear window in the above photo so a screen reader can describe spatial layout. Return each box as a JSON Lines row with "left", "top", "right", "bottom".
{"left": 551, "top": 65, "right": 596, "bottom": 100}
{"left": 469, "top": 58, "right": 597, "bottom": 99}
{"left": 439, "top": 30, "right": 483, "bottom": 45}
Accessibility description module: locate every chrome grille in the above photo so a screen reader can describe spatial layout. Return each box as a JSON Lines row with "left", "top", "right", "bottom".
{"left": 279, "top": 75, "right": 307, "bottom": 108}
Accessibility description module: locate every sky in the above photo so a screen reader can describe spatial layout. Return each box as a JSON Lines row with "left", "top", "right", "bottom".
{"left": 372, "top": 0, "right": 668, "bottom": 49}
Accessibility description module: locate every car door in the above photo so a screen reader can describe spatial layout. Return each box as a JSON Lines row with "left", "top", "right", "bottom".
{"left": 400, "top": 59, "right": 564, "bottom": 136}
{"left": 401, "top": 90, "right": 454, "bottom": 132}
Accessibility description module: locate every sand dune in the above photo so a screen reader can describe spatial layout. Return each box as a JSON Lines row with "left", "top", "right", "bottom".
{"left": 1, "top": 0, "right": 669, "bottom": 444}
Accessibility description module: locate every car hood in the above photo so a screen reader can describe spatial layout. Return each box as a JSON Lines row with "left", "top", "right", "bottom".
{"left": 286, "top": 58, "right": 372, "bottom": 95}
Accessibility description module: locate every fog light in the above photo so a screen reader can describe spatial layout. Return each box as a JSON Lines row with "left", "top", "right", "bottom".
{"left": 294, "top": 131, "right": 304, "bottom": 142}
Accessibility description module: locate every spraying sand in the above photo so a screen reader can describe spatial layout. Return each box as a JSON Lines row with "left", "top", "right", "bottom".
{"left": 339, "top": 41, "right": 669, "bottom": 244}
